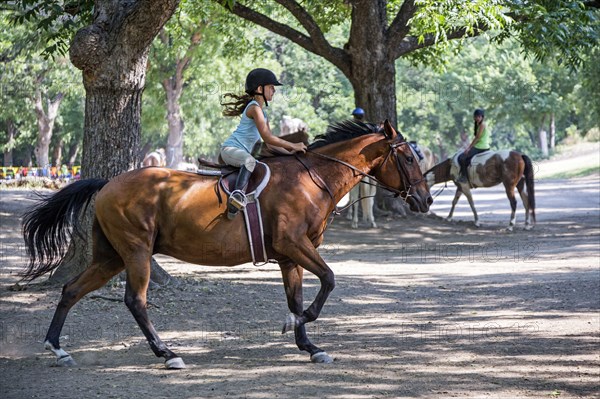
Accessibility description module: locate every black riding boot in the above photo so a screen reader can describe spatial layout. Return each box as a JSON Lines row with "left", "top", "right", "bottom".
{"left": 227, "top": 166, "right": 252, "bottom": 220}
{"left": 457, "top": 154, "right": 468, "bottom": 183}
{"left": 458, "top": 162, "right": 468, "bottom": 183}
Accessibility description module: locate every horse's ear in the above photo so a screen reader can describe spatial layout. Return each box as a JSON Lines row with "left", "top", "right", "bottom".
{"left": 383, "top": 119, "right": 397, "bottom": 140}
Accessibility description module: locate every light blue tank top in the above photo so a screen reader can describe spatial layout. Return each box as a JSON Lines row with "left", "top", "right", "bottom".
{"left": 222, "top": 100, "right": 267, "bottom": 153}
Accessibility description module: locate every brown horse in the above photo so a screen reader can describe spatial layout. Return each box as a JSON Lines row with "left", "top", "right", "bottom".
{"left": 21, "top": 120, "right": 432, "bottom": 369}
{"left": 425, "top": 150, "right": 536, "bottom": 230}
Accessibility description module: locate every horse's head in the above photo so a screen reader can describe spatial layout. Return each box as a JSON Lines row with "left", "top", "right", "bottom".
{"left": 372, "top": 120, "right": 432, "bottom": 213}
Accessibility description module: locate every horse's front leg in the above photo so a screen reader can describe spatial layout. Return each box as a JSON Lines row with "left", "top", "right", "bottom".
{"left": 274, "top": 236, "right": 335, "bottom": 363}
{"left": 279, "top": 260, "right": 330, "bottom": 362}
{"left": 447, "top": 189, "right": 462, "bottom": 222}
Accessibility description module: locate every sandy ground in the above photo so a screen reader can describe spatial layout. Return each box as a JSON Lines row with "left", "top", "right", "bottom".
{"left": 0, "top": 146, "right": 598, "bottom": 399}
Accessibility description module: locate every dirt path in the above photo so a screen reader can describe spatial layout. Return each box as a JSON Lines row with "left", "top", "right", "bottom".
{"left": 0, "top": 171, "right": 598, "bottom": 398}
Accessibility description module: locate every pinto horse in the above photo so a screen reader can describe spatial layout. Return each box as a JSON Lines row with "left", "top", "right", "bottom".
{"left": 425, "top": 150, "right": 536, "bottom": 230}
{"left": 21, "top": 120, "right": 432, "bottom": 369}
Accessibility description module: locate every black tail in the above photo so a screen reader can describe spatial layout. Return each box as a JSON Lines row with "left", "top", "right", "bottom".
{"left": 21, "top": 179, "right": 109, "bottom": 281}
{"left": 522, "top": 155, "right": 536, "bottom": 223}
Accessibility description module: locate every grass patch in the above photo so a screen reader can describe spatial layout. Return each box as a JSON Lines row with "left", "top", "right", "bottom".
{"left": 541, "top": 165, "right": 599, "bottom": 179}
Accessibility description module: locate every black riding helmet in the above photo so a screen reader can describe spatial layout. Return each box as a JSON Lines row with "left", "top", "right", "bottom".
{"left": 245, "top": 68, "right": 282, "bottom": 107}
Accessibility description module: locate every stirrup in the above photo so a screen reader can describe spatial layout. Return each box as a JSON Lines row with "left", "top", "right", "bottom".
{"left": 229, "top": 190, "right": 247, "bottom": 210}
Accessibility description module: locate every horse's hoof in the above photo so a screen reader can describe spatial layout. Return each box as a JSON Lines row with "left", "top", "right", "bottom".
{"left": 474, "top": 222, "right": 481, "bottom": 228}
{"left": 56, "top": 355, "right": 77, "bottom": 367}
{"left": 524, "top": 225, "right": 533, "bottom": 231}
{"left": 311, "top": 352, "right": 333, "bottom": 364}
{"left": 505, "top": 226, "right": 514, "bottom": 232}
{"left": 282, "top": 313, "right": 298, "bottom": 334}
{"left": 165, "top": 357, "right": 186, "bottom": 369}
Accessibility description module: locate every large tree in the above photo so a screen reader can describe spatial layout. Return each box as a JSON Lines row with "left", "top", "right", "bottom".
{"left": 10, "top": 0, "right": 180, "bottom": 283}
{"left": 217, "top": 0, "right": 600, "bottom": 126}
{"left": 69, "top": 0, "right": 181, "bottom": 178}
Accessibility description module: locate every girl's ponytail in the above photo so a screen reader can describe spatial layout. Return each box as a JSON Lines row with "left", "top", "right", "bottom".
{"left": 221, "top": 93, "right": 255, "bottom": 117}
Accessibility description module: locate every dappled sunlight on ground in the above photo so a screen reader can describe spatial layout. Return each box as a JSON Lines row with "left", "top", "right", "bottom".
{"left": 0, "top": 171, "right": 598, "bottom": 398}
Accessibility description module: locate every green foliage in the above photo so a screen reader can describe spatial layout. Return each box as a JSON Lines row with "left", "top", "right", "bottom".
{"left": 1, "top": 8, "right": 84, "bottom": 165}
{"left": 504, "top": 0, "right": 600, "bottom": 69}
{"left": 395, "top": 36, "right": 594, "bottom": 159}
{"left": 4, "top": 0, "right": 599, "bottom": 164}
{"left": 9, "top": 0, "right": 93, "bottom": 58}
{"left": 575, "top": 46, "right": 600, "bottom": 130}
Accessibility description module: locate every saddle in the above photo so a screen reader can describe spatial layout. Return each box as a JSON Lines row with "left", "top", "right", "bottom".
{"left": 195, "top": 159, "right": 273, "bottom": 265}
{"left": 451, "top": 150, "right": 493, "bottom": 186}
{"left": 219, "top": 162, "right": 271, "bottom": 203}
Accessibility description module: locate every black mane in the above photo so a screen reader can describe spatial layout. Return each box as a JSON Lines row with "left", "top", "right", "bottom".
{"left": 309, "top": 120, "right": 382, "bottom": 150}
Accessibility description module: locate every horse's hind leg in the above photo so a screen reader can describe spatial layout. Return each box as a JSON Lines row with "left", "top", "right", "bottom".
{"left": 504, "top": 183, "right": 518, "bottom": 231}
{"left": 516, "top": 178, "right": 532, "bottom": 229}
{"left": 280, "top": 261, "right": 326, "bottom": 361}
{"left": 123, "top": 256, "right": 185, "bottom": 369}
{"left": 44, "top": 222, "right": 125, "bottom": 366}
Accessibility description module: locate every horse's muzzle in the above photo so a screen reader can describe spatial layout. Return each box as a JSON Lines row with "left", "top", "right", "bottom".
{"left": 407, "top": 191, "right": 432, "bottom": 213}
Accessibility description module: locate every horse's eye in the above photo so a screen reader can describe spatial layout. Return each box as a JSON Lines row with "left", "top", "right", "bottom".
{"left": 406, "top": 156, "right": 414, "bottom": 164}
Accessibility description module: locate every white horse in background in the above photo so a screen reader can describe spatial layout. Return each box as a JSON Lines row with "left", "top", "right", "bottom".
{"left": 280, "top": 115, "right": 308, "bottom": 136}
{"left": 346, "top": 177, "right": 377, "bottom": 229}
{"left": 345, "top": 143, "right": 436, "bottom": 228}
{"left": 418, "top": 145, "right": 437, "bottom": 174}
{"left": 143, "top": 150, "right": 198, "bottom": 172}
{"left": 142, "top": 149, "right": 166, "bottom": 167}
{"left": 176, "top": 162, "right": 198, "bottom": 172}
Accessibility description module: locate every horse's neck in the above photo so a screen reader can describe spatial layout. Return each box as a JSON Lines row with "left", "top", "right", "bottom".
{"left": 312, "top": 136, "right": 386, "bottom": 201}
{"left": 429, "top": 159, "right": 453, "bottom": 185}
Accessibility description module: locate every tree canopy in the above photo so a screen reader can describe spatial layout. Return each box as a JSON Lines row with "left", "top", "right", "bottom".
{"left": 2, "top": 1, "right": 599, "bottom": 169}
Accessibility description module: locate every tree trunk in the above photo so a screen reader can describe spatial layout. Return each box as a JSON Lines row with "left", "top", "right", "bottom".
{"left": 347, "top": 0, "right": 398, "bottom": 126}
{"left": 164, "top": 81, "right": 184, "bottom": 168}
{"left": 33, "top": 91, "right": 64, "bottom": 167}
{"left": 52, "top": 137, "right": 64, "bottom": 166}
{"left": 23, "top": 145, "right": 33, "bottom": 167}
{"left": 81, "top": 86, "right": 144, "bottom": 177}
{"left": 538, "top": 114, "right": 548, "bottom": 157}
{"left": 549, "top": 112, "right": 556, "bottom": 150}
{"left": 4, "top": 119, "right": 15, "bottom": 166}
{"left": 67, "top": 142, "right": 80, "bottom": 165}
{"left": 159, "top": 28, "right": 202, "bottom": 169}
{"left": 48, "top": 0, "right": 180, "bottom": 285}
{"left": 350, "top": 68, "right": 397, "bottom": 126}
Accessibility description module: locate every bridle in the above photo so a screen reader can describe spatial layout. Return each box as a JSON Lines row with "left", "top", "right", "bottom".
{"left": 295, "top": 136, "right": 424, "bottom": 212}
{"left": 370, "top": 138, "right": 426, "bottom": 198}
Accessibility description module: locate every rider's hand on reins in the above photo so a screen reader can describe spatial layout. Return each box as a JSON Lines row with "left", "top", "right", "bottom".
{"left": 292, "top": 142, "right": 307, "bottom": 154}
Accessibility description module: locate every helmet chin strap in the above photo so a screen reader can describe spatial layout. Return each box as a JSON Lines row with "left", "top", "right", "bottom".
{"left": 260, "top": 85, "right": 269, "bottom": 107}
